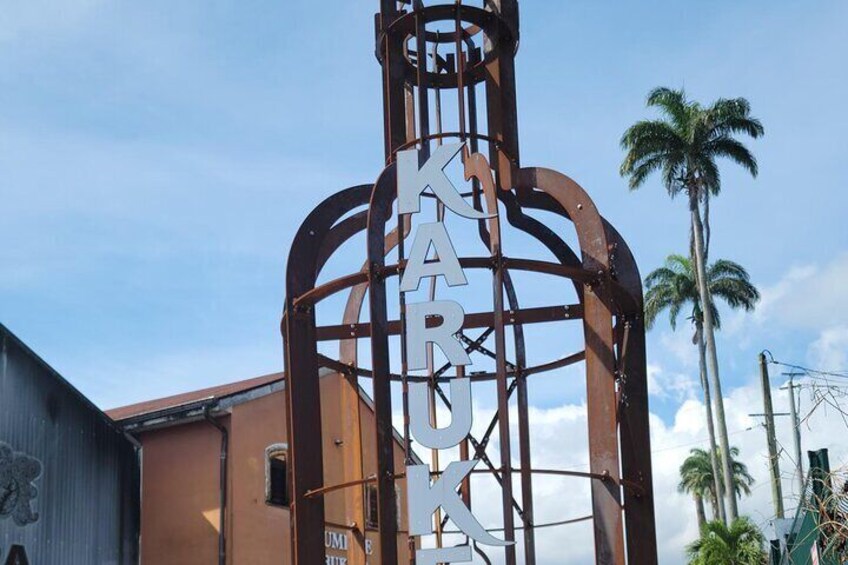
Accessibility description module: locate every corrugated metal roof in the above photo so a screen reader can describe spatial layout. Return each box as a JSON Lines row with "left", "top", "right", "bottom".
{"left": 1, "top": 323, "right": 140, "bottom": 564}
{"left": 106, "top": 369, "right": 424, "bottom": 465}
{"left": 105, "top": 372, "right": 284, "bottom": 421}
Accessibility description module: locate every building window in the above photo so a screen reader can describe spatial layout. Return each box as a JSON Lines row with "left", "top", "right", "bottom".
{"left": 265, "top": 444, "right": 289, "bottom": 507}
{"left": 363, "top": 483, "right": 403, "bottom": 529}
{"left": 364, "top": 484, "right": 379, "bottom": 529}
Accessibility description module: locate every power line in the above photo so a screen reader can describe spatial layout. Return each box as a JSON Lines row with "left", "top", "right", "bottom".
{"left": 765, "top": 355, "right": 848, "bottom": 381}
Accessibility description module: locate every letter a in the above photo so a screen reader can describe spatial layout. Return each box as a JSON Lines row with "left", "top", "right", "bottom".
{"left": 408, "top": 462, "right": 513, "bottom": 547}
{"left": 400, "top": 222, "right": 467, "bottom": 293}
{"left": 397, "top": 143, "right": 492, "bottom": 219}
{"left": 406, "top": 301, "right": 471, "bottom": 371}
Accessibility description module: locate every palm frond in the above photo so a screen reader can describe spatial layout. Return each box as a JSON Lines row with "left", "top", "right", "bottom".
{"left": 620, "top": 120, "right": 687, "bottom": 191}
{"left": 621, "top": 87, "right": 763, "bottom": 210}
{"left": 708, "top": 97, "right": 764, "bottom": 139}
{"left": 708, "top": 136, "right": 759, "bottom": 178}
{"left": 646, "top": 87, "right": 691, "bottom": 131}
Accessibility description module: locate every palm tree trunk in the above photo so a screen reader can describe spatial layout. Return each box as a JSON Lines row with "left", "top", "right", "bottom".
{"left": 709, "top": 491, "right": 719, "bottom": 524}
{"left": 689, "top": 191, "right": 738, "bottom": 522}
{"left": 695, "top": 494, "right": 706, "bottom": 531}
{"left": 696, "top": 323, "right": 726, "bottom": 523}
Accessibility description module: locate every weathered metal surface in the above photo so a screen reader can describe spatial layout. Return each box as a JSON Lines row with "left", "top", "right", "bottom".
{"left": 284, "top": 185, "right": 373, "bottom": 564}
{"left": 317, "top": 304, "right": 582, "bottom": 341}
{"left": 282, "top": 2, "right": 657, "bottom": 564}
{"left": 365, "top": 165, "right": 401, "bottom": 565}
{"left": 0, "top": 324, "right": 140, "bottom": 565}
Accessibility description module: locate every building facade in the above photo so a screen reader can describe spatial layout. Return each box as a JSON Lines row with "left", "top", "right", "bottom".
{"left": 108, "top": 369, "right": 415, "bottom": 565}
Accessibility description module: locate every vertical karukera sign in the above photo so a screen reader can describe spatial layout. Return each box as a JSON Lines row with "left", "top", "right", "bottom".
{"left": 282, "top": 2, "right": 658, "bottom": 564}
{"left": 398, "top": 143, "right": 511, "bottom": 564}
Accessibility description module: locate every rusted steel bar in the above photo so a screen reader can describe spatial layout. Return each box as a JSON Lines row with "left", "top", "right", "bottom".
{"left": 295, "top": 256, "right": 601, "bottom": 307}
{"left": 394, "top": 131, "right": 502, "bottom": 154}
{"left": 455, "top": 6, "right": 467, "bottom": 141}
{"left": 306, "top": 467, "right": 636, "bottom": 500}
{"left": 443, "top": 514, "right": 593, "bottom": 534}
{"left": 457, "top": 364, "right": 472, "bottom": 509}
{"left": 377, "top": 3, "right": 409, "bottom": 162}
{"left": 284, "top": 185, "right": 374, "bottom": 563}
{"left": 504, "top": 271, "right": 537, "bottom": 565}
{"left": 522, "top": 351, "right": 586, "bottom": 376}
{"left": 517, "top": 167, "right": 626, "bottom": 565}
{"left": 414, "top": 2, "right": 431, "bottom": 159}
{"left": 381, "top": 4, "right": 513, "bottom": 90}
{"left": 428, "top": 37, "right": 446, "bottom": 548}
{"left": 316, "top": 303, "right": 582, "bottom": 341}
{"left": 397, "top": 30, "right": 419, "bottom": 552}
{"left": 366, "top": 164, "right": 401, "bottom": 565}
{"left": 339, "top": 215, "right": 412, "bottom": 565}
{"left": 468, "top": 152, "right": 517, "bottom": 563}
{"left": 316, "top": 209, "right": 368, "bottom": 275}
{"left": 485, "top": 0, "right": 520, "bottom": 191}
{"left": 604, "top": 221, "right": 659, "bottom": 565}
{"left": 317, "top": 351, "right": 586, "bottom": 385}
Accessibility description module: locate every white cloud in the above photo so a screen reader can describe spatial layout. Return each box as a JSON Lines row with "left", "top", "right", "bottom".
{"left": 754, "top": 254, "right": 848, "bottom": 330}
{"left": 648, "top": 362, "right": 700, "bottom": 403}
{"left": 657, "top": 329, "right": 700, "bottom": 369}
{"left": 404, "top": 377, "right": 848, "bottom": 565}
{"left": 808, "top": 325, "right": 848, "bottom": 370}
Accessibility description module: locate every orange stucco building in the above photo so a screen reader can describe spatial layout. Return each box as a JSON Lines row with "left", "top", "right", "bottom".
{"left": 108, "top": 369, "right": 415, "bottom": 565}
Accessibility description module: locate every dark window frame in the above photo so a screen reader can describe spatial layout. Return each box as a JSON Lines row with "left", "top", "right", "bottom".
{"left": 265, "top": 443, "right": 289, "bottom": 508}
{"left": 364, "top": 483, "right": 379, "bottom": 529}
{"left": 363, "top": 483, "right": 403, "bottom": 530}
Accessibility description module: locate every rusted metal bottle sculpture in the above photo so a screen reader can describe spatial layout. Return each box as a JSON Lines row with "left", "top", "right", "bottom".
{"left": 283, "top": 2, "right": 658, "bottom": 564}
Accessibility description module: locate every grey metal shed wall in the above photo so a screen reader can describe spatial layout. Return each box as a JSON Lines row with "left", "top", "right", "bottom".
{"left": 0, "top": 324, "right": 140, "bottom": 565}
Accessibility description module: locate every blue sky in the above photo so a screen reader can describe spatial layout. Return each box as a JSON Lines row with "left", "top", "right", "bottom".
{"left": 2, "top": 2, "right": 847, "bottom": 562}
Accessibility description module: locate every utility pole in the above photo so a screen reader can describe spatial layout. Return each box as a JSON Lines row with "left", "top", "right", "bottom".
{"left": 757, "top": 353, "right": 785, "bottom": 519}
{"left": 783, "top": 372, "right": 806, "bottom": 496}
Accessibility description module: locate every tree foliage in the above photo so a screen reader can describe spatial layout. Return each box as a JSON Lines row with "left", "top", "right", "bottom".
{"left": 679, "top": 447, "right": 756, "bottom": 504}
{"left": 620, "top": 87, "right": 764, "bottom": 200}
{"left": 686, "top": 517, "right": 767, "bottom": 565}
{"left": 644, "top": 254, "right": 760, "bottom": 331}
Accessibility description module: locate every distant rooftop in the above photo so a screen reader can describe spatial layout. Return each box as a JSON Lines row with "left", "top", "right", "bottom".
{"left": 106, "top": 372, "right": 283, "bottom": 421}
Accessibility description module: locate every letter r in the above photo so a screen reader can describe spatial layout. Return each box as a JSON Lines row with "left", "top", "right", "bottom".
{"left": 406, "top": 301, "right": 471, "bottom": 371}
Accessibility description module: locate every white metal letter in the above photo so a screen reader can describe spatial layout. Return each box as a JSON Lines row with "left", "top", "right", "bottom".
{"left": 406, "top": 301, "right": 471, "bottom": 371}
{"left": 416, "top": 547, "right": 472, "bottom": 565}
{"left": 397, "top": 143, "right": 493, "bottom": 219}
{"left": 409, "top": 378, "right": 472, "bottom": 449}
{"left": 408, "top": 461, "right": 513, "bottom": 547}
{"left": 400, "top": 222, "right": 467, "bottom": 293}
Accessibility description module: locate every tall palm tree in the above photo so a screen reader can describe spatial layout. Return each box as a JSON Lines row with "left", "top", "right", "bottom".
{"left": 680, "top": 447, "right": 756, "bottom": 527}
{"left": 679, "top": 448, "right": 714, "bottom": 529}
{"left": 686, "top": 517, "right": 767, "bottom": 565}
{"left": 621, "top": 87, "right": 764, "bottom": 520}
{"left": 646, "top": 254, "right": 760, "bottom": 522}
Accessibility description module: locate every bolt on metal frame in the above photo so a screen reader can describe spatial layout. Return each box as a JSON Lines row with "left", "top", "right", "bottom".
{"left": 283, "top": 1, "right": 658, "bottom": 563}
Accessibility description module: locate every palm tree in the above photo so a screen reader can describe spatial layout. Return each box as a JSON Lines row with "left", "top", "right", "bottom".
{"left": 679, "top": 447, "right": 756, "bottom": 528}
{"left": 679, "top": 448, "right": 714, "bottom": 529}
{"left": 686, "top": 517, "right": 767, "bottom": 565}
{"left": 646, "top": 254, "right": 760, "bottom": 522}
{"left": 621, "top": 87, "right": 764, "bottom": 520}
